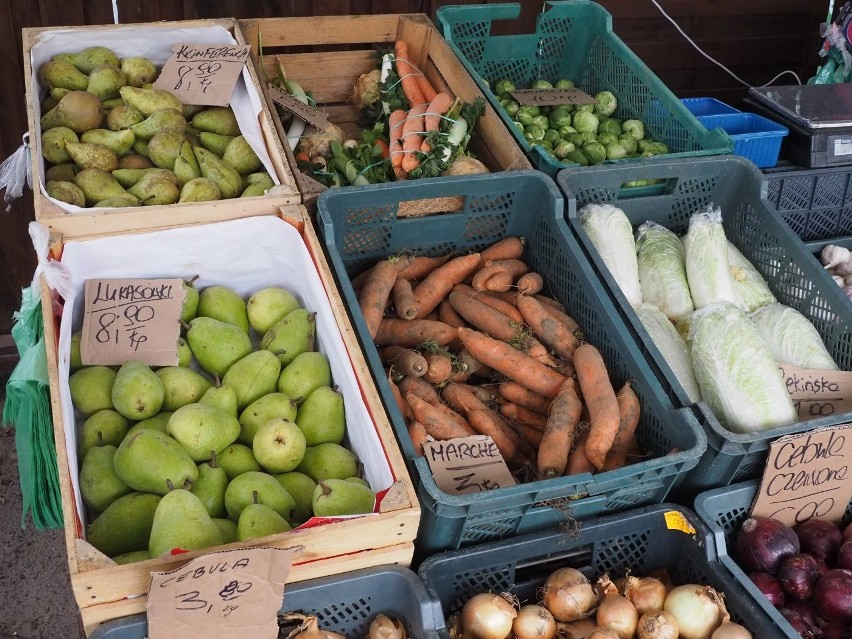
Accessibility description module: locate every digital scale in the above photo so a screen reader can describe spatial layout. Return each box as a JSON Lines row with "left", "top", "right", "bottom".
{"left": 745, "top": 83, "right": 852, "bottom": 168}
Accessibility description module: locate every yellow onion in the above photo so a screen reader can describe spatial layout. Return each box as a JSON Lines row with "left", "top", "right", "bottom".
{"left": 460, "top": 593, "right": 517, "bottom": 639}
{"left": 367, "top": 614, "right": 406, "bottom": 639}
{"left": 542, "top": 567, "right": 597, "bottom": 622}
{"left": 625, "top": 576, "right": 667, "bottom": 616}
{"left": 596, "top": 575, "right": 638, "bottom": 639}
{"left": 557, "top": 618, "right": 597, "bottom": 639}
{"left": 710, "top": 622, "right": 752, "bottom": 639}
{"left": 637, "top": 610, "right": 679, "bottom": 639}
{"left": 512, "top": 604, "right": 556, "bottom": 639}
{"left": 664, "top": 584, "right": 729, "bottom": 639}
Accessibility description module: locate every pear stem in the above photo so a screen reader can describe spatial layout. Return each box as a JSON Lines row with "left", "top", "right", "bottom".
{"left": 166, "top": 479, "right": 175, "bottom": 492}
{"left": 252, "top": 490, "right": 259, "bottom": 505}
{"left": 210, "top": 450, "right": 218, "bottom": 468}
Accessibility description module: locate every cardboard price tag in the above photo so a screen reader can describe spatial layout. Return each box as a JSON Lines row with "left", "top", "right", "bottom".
{"left": 750, "top": 423, "right": 852, "bottom": 527}
{"left": 80, "top": 278, "right": 184, "bottom": 367}
{"left": 780, "top": 364, "right": 852, "bottom": 420}
{"left": 509, "top": 88, "right": 597, "bottom": 107}
{"left": 423, "top": 435, "right": 516, "bottom": 495}
{"left": 153, "top": 44, "right": 250, "bottom": 106}
{"left": 267, "top": 84, "right": 329, "bottom": 131}
{"left": 147, "top": 546, "right": 294, "bottom": 639}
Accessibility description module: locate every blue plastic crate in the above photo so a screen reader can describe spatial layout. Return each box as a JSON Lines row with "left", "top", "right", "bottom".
{"left": 317, "top": 170, "right": 706, "bottom": 557}
{"left": 698, "top": 113, "right": 788, "bottom": 168}
{"left": 681, "top": 97, "right": 741, "bottom": 117}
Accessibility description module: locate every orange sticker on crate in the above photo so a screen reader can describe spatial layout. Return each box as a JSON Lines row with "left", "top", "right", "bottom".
{"left": 664, "top": 511, "right": 696, "bottom": 534}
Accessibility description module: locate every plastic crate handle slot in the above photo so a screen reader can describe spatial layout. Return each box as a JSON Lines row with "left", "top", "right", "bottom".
{"left": 513, "top": 544, "right": 595, "bottom": 585}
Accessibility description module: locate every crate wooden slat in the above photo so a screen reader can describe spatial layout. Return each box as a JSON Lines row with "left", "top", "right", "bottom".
{"left": 23, "top": 18, "right": 302, "bottom": 238}
{"left": 41, "top": 205, "right": 420, "bottom": 636}
{"left": 236, "top": 13, "right": 531, "bottom": 211}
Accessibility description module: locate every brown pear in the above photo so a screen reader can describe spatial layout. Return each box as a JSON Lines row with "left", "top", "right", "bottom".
{"left": 40, "top": 91, "right": 104, "bottom": 134}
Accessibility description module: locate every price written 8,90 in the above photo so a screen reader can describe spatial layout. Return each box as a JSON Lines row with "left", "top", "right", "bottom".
{"left": 95, "top": 304, "right": 155, "bottom": 350}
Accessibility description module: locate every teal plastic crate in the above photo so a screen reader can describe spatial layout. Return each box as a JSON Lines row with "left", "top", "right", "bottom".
{"left": 765, "top": 165, "right": 852, "bottom": 241}
{"left": 89, "top": 566, "right": 443, "bottom": 639}
{"left": 317, "top": 170, "right": 705, "bottom": 558}
{"left": 558, "top": 156, "right": 852, "bottom": 493}
{"left": 436, "top": 1, "right": 732, "bottom": 177}
{"left": 418, "top": 504, "right": 778, "bottom": 638}
{"left": 695, "top": 480, "right": 852, "bottom": 639}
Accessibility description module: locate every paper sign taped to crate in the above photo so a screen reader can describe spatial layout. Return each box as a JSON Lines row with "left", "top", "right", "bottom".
{"left": 750, "top": 423, "right": 852, "bottom": 527}
{"left": 154, "top": 44, "right": 250, "bottom": 106}
{"left": 780, "top": 364, "right": 852, "bottom": 421}
{"left": 79, "top": 278, "right": 184, "bottom": 367}
{"left": 423, "top": 435, "right": 516, "bottom": 495}
{"left": 510, "top": 88, "right": 597, "bottom": 106}
{"left": 147, "top": 546, "right": 294, "bottom": 639}
{"left": 267, "top": 85, "right": 330, "bottom": 131}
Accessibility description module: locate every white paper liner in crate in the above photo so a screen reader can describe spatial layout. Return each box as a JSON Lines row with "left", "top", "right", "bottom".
{"left": 55, "top": 216, "right": 394, "bottom": 528}
{"left": 30, "top": 24, "right": 280, "bottom": 213}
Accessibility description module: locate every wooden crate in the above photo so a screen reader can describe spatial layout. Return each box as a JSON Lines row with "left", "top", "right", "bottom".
{"left": 236, "top": 13, "right": 532, "bottom": 212}
{"left": 41, "top": 205, "right": 420, "bottom": 636}
{"left": 24, "top": 19, "right": 302, "bottom": 238}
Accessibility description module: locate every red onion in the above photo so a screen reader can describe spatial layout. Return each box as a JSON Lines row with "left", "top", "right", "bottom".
{"left": 737, "top": 517, "right": 799, "bottom": 574}
{"left": 795, "top": 519, "right": 842, "bottom": 563}
{"left": 814, "top": 556, "right": 831, "bottom": 576}
{"left": 818, "top": 622, "right": 849, "bottom": 639}
{"left": 747, "top": 572, "right": 785, "bottom": 606}
{"left": 838, "top": 538, "right": 852, "bottom": 571}
{"left": 778, "top": 554, "right": 823, "bottom": 600}
{"left": 843, "top": 522, "right": 852, "bottom": 543}
{"left": 781, "top": 600, "right": 817, "bottom": 629}
{"left": 813, "top": 569, "right": 852, "bottom": 622}
{"left": 778, "top": 608, "right": 820, "bottom": 638}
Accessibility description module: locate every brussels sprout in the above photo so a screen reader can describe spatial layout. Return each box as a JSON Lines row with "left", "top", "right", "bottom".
{"left": 622, "top": 119, "right": 646, "bottom": 141}
{"left": 532, "top": 79, "right": 554, "bottom": 90}
{"left": 513, "top": 121, "right": 524, "bottom": 132}
{"left": 540, "top": 105, "right": 552, "bottom": 116}
{"left": 640, "top": 141, "right": 670, "bottom": 157}
{"left": 503, "top": 100, "right": 520, "bottom": 117}
{"left": 566, "top": 149, "right": 589, "bottom": 166}
{"left": 549, "top": 105, "right": 574, "bottom": 129}
{"left": 618, "top": 134, "right": 638, "bottom": 155}
{"left": 576, "top": 103, "right": 596, "bottom": 114}
{"left": 566, "top": 131, "right": 585, "bottom": 146}
{"left": 572, "top": 110, "right": 600, "bottom": 134}
{"left": 554, "top": 140, "right": 576, "bottom": 159}
{"left": 517, "top": 111, "right": 535, "bottom": 127}
{"left": 582, "top": 140, "right": 607, "bottom": 164}
{"left": 555, "top": 78, "right": 575, "bottom": 90}
{"left": 524, "top": 124, "right": 546, "bottom": 143}
{"left": 579, "top": 131, "right": 598, "bottom": 144}
{"left": 494, "top": 79, "right": 516, "bottom": 96}
{"left": 518, "top": 105, "right": 541, "bottom": 118}
{"left": 605, "top": 142, "right": 628, "bottom": 160}
{"left": 598, "top": 118, "right": 623, "bottom": 137}
{"left": 558, "top": 125, "right": 577, "bottom": 138}
{"left": 544, "top": 129, "right": 561, "bottom": 144}
{"left": 594, "top": 91, "right": 618, "bottom": 116}
{"left": 532, "top": 114, "right": 550, "bottom": 129}
{"left": 598, "top": 132, "right": 618, "bottom": 147}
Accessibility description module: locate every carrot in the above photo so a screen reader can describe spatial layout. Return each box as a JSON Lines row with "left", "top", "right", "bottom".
{"left": 394, "top": 40, "right": 427, "bottom": 107}
{"left": 415, "top": 74, "right": 438, "bottom": 105}
{"left": 517, "top": 294, "right": 580, "bottom": 362}
{"left": 537, "top": 380, "right": 583, "bottom": 479}
{"left": 604, "top": 382, "right": 641, "bottom": 471}
{"left": 359, "top": 256, "right": 412, "bottom": 339}
{"left": 452, "top": 284, "right": 524, "bottom": 324}
{"left": 413, "top": 253, "right": 482, "bottom": 319}
{"left": 406, "top": 391, "right": 475, "bottom": 439}
{"left": 516, "top": 272, "right": 544, "bottom": 296}
{"left": 516, "top": 423, "right": 543, "bottom": 449}
{"left": 485, "top": 271, "right": 513, "bottom": 293}
{"left": 438, "top": 299, "right": 466, "bottom": 329}
{"left": 447, "top": 348, "right": 491, "bottom": 383}
{"left": 423, "top": 311, "right": 440, "bottom": 321}
{"left": 387, "top": 372, "right": 413, "bottom": 422}
{"left": 449, "top": 381, "right": 499, "bottom": 405}
{"left": 295, "top": 151, "right": 310, "bottom": 164}
{"left": 388, "top": 109, "right": 408, "bottom": 179}
{"left": 375, "top": 318, "right": 458, "bottom": 347}
{"left": 350, "top": 264, "right": 374, "bottom": 293}
{"left": 457, "top": 327, "right": 567, "bottom": 398}
{"left": 422, "top": 350, "right": 454, "bottom": 384}
{"left": 498, "top": 381, "right": 551, "bottom": 416}
{"left": 401, "top": 102, "right": 428, "bottom": 175}
{"left": 392, "top": 276, "right": 419, "bottom": 320}
{"left": 421, "top": 92, "right": 453, "bottom": 153}
{"left": 574, "top": 343, "right": 620, "bottom": 471}
{"left": 516, "top": 334, "right": 561, "bottom": 369}
{"left": 374, "top": 138, "right": 390, "bottom": 160}
{"left": 399, "top": 254, "right": 450, "bottom": 281}
{"left": 448, "top": 290, "right": 520, "bottom": 341}
{"left": 533, "top": 294, "right": 566, "bottom": 312}
{"left": 480, "top": 236, "right": 525, "bottom": 262}
{"left": 542, "top": 304, "right": 584, "bottom": 339}
{"left": 381, "top": 346, "right": 428, "bottom": 377}
{"left": 398, "top": 374, "right": 440, "bottom": 405}
{"left": 499, "top": 402, "right": 548, "bottom": 429}
{"left": 408, "top": 421, "right": 429, "bottom": 456}
{"left": 565, "top": 427, "right": 595, "bottom": 476}
{"left": 472, "top": 259, "right": 529, "bottom": 292}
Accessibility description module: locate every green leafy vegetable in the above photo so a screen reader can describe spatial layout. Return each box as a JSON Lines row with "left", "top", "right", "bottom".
{"left": 750, "top": 303, "right": 838, "bottom": 370}
{"left": 635, "top": 221, "right": 694, "bottom": 321}
{"left": 579, "top": 203, "right": 642, "bottom": 304}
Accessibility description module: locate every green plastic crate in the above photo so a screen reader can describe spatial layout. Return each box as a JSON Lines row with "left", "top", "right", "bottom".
{"left": 418, "top": 504, "right": 777, "bottom": 638}
{"left": 317, "top": 170, "right": 705, "bottom": 558}
{"left": 695, "top": 480, "right": 852, "bottom": 639}
{"left": 89, "top": 566, "right": 444, "bottom": 639}
{"left": 558, "top": 156, "right": 852, "bottom": 493}
{"left": 436, "top": 1, "right": 732, "bottom": 177}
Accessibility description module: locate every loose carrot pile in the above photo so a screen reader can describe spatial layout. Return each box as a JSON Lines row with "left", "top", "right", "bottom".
{"left": 354, "top": 237, "right": 645, "bottom": 484}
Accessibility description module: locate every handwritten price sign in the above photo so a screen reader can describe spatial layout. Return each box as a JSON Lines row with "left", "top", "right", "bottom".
{"left": 80, "top": 278, "right": 184, "bottom": 367}
{"left": 153, "top": 44, "right": 250, "bottom": 106}
{"left": 423, "top": 435, "right": 516, "bottom": 495}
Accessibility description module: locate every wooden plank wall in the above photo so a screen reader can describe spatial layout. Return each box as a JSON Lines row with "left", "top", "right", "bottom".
{"left": 0, "top": 0, "right": 827, "bottom": 342}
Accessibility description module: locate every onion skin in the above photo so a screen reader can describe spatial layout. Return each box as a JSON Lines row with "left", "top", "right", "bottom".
{"left": 778, "top": 608, "right": 817, "bottom": 637}
{"left": 736, "top": 517, "right": 799, "bottom": 574}
{"left": 747, "top": 572, "right": 785, "bottom": 606}
{"left": 663, "top": 584, "right": 728, "bottom": 639}
{"left": 460, "top": 593, "right": 517, "bottom": 639}
{"left": 710, "top": 621, "right": 753, "bottom": 639}
{"left": 795, "top": 518, "right": 842, "bottom": 563}
{"left": 838, "top": 538, "right": 852, "bottom": 571}
{"left": 781, "top": 599, "right": 817, "bottom": 628}
{"left": 512, "top": 605, "right": 556, "bottom": 639}
{"left": 625, "top": 576, "right": 667, "bottom": 616}
{"left": 585, "top": 628, "right": 621, "bottom": 639}
{"left": 778, "top": 554, "right": 823, "bottom": 600}
{"left": 557, "top": 618, "right": 596, "bottom": 639}
{"left": 637, "top": 610, "right": 679, "bottom": 639}
{"left": 543, "top": 568, "right": 597, "bottom": 622}
{"left": 813, "top": 568, "right": 852, "bottom": 622}
{"left": 596, "top": 593, "right": 637, "bottom": 639}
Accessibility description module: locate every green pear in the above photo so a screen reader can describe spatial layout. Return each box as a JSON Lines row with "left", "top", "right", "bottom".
{"left": 186, "top": 316, "right": 252, "bottom": 378}
{"left": 50, "top": 87, "right": 71, "bottom": 102}
{"left": 198, "top": 131, "right": 235, "bottom": 156}
{"left": 173, "top": 141, "right": 201, "bottom": 186}
{"left": 191, "top": 453, "right": 228, "bottom": 518}
{"left": 224, "top": 471, "right": 295, "bottom": 521}
{"left": 261, "top": 308, "right": 316, "bottom": 366}
{"left": 297, "top": 443, "right": 359, "bottom": 482}
{"left": 241, "top": 172, "right": 275, "bottom": 197}
{"left": 179, "top": 177, "right": 220, "bottom": 202}
{"left": 252, "top": 418, "right": 306, "bottom": 473}
{"left": 132, "top": 138, "right": 149, "bottom": 157}
{"left": 46, "top": 180, "right": 86, "bottom": 207}
{"left": 74, "top": 168, "right": 128, "bottom": 205}
{"left": 86, "top": 64, "right": 127, "bottom": 101}
{"left": 78, "top": 409, "right": 130, "bottom": 458}
{"left": 247, "top": 287, "right": 300, "bottom": 335}
{"left": 107, "top": 104, "right": 145, "bottom": 131}
{"left": 81, "top": 128, "right": 135, "bottom": 157}
{"left": 277, "top": 352, "right": 331, "bottom": 406}
{"left": 113, "top": 429, "right": 198, "bottom": 494}
{"left": 199, "top": 383, "right": 239, "bottom": 418}
{"left": 147, "top": 130, "right": 186, "bottom": 170}
{"left": 238, "top": 392, "right": 297, "bottom": 446}
{"left": 167, "top": 403, "right": 241, "bottom": 462}
{"left": 194, "top": 146, "right": 242, "bottom": 199}
{"left": 237, "top": 502, "right": 291, "bottom": 541}
{"left": 65, "top": 142, "right": 118, "bottom": 172}
{"left": 112, "top": 550, "right": 151, "bottom": 565}
{"left": 41, "top": 126, "right": 79, "bottom": 164}
{"left": 70, "top": 332, "right": 84, "bottom": 372}
{"left": 40, "top": 91, "right": 104, "bottom": 134}
{"left": 45, "top": 163, "right": 79, "bottom": 183}
{"left": 183, "top": 104, "right": 206, "bottom": 120}
{"left": 117, "top": 153, "right": 153, "bottom": 169}
{"left": 94, "top": 195, "right": 140, "bottom": 208}
{"left": 213, "top": 518, "right": 238, "bottom": 544}
{"left": 39, "top": 58, "right": 89, "bottom": 91}
{"left": 176, "top": 337, "right": 192, "bottom": 367}
{"left": 120, "top": 57, "right": 158, "bottom": 88}
{"left": 111, "top": 361, "right": 164, "bottom": 420}
{"left": 149, "top": 489, "right": 223, "bottom": 558}
{"left": 296, "top": 386, "right": 345, "bottom": 446}
{"left": 222, "top": 350, "right": 281, "bottom": 410}
{"left": 197, "top": 285, "right": 249, "bottom": 333}
{"left": 41, "top": 94, "right": 59, "bottom": 115}
{"left": 127, "top": 172, "right": 179, "bottom": 206}
{"left": 126, "top": 411, "right": 172, "bottom": 437}
{"left": 156, "top": 366, "right": 212, "bottom": 411}
{"left": 101, "top": 97, "right": 124, "bottom": 110}
{"left": 346, "top": 476, "right": 370, "bottom": 488}
{"left": 222, "top": 135, "right": 262, "bottom": 174}
{"left": 69, "top": 366, "right": 117, "bottom": 416}
{"left": 111, "top": 168, "right": 158, "bottom": 188}
{"left": 80, "top": 444, "right": 131, "bottom": 513}
{"left": 312, "top": 479, "right": 375, "bottom": 517}
{"left": 87, "top": 492, "right": 160, "bottom": 557}
{"left": 181, "top": 277, "right": 200, "bottom": 323}
{"left": 192, "top": 106, "right": 240, "bottom": 136}
{"left": 274, "top": 472, "right": 317, "bottom": 523}
{"left": 218, "top": 443, "right": 262, "bottom": 480}
{"left": 119, "top": 86, "right": 183, "bottom": 117}
{"left": 56, "top": 47, "right": 119, "bottom": 74}
{"left": 130, "top": 109, "right": 187, "bottom": 141}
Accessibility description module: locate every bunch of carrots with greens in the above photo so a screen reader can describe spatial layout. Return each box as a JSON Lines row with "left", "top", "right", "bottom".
{"left": 353, "top": 236, "right": 645, "bottom": 483}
